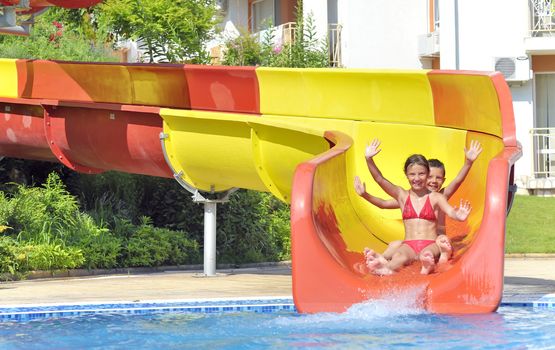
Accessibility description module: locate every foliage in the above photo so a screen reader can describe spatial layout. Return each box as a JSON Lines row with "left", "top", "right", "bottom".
{"left": 506, "top": 195, "right": 555, "bottom": 253}
{"left": 0, "top": 171, "right": 205, "bottom": 275}
{"left": 65, "top": 171, "right": 290, "bottom": 265}
{"left": 222, "top": 1, "right": 329, "bottom": 68}
{"left": 0, "top": 237, "right": 20, "bottom": 276}
{"left": 99, "top": 0, "right": 219, "bottom": 63}
{"left": 66, "top": 215, "right": 122, "bottom": 269}
{"left": 16, "top": 243, "right": 85, "bottom": 271}
{"left": 122, "top": 217, "right": 199, "bottom": 267}
{"left": 216, "top": 190, "right": 290, "bottom": 264}
{"left": 0, "top": 8, "right": 116, "bottom": 61}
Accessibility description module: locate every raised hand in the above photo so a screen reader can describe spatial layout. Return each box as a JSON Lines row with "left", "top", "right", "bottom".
{"left": 354, "top": 176, "right": 366, "bottom": 196}
{"left": 365, "top": 139, "right": 381, "bottom": 160}
{"left": 454, "top": 199, "right": 472, "bottom": 221}
{"left": 465, "top": 140, "right": 483, "bottom": 162}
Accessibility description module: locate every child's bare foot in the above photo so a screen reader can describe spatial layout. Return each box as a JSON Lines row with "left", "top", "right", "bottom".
{"left": 436, "top": 236, "right": 452, "bottom": 264}
{"left": 365, "top": 253, "right": 393, "bottom": 275}
{"left": 353, "top": 262, "right": 368, "bottom": 274}
{"left": 364, "top": 247, "right": 376, "bottom": 259}
{"left": 419, "top": 251, "right": 436, "bottom": 275}
{"left": 364, "top": 248, "right": 388, "bottom": 266}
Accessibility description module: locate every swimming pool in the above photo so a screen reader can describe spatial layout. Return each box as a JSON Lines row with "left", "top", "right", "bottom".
{"left": 0, "top": 296, "right": 554, "bottom": 349}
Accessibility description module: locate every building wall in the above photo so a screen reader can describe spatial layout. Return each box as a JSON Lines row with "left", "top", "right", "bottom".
{"left": 336, "top": 0, "right": 428, "bottom": 68}
{"left": 439, "top": 0, "right": 530, "bottom": 70}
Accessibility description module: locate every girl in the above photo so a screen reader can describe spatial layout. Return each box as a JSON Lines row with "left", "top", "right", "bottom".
{"left": 357, "top": 139, "right": 471, "bottom": 275}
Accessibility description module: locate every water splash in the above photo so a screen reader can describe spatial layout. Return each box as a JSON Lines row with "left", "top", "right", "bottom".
{"left": 274, "top": 288, "right": 427, "bottom": 329}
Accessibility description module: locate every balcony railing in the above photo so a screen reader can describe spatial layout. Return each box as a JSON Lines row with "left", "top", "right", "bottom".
{"left": 256, "top": 22, "right": 342, "bottom": 67}
{"left": 531, "top": 127, "right": 555, "bottom": 178}
{"left": 530, "top": 0, "right": 555, "bottom": 36}
{"left": 328, "top": 23, "right": 342, "bottom": 67}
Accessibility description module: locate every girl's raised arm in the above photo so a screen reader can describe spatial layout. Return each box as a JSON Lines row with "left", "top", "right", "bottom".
{"left": 432, "top": 192, "right": 472, "bottom": 222}
{"left": 364, "top": 139, "right": 402, "bottom": 199}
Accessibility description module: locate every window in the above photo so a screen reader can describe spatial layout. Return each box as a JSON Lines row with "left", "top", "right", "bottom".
{"left": 252, "top": 0, "right": 275, "bottom": 32}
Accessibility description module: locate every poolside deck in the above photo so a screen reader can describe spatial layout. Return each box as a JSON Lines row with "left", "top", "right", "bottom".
{"left": 0, "top": 257, "right": 553, "bottom": 306}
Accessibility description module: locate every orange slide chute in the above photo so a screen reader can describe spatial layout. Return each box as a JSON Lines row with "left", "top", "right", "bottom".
{"left": 0, "top": 59, "right": 521, "bottom": 314}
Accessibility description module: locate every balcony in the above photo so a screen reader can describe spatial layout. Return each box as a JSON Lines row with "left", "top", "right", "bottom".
{"left": 257, "top": 22, "right": 343, "bottom": 67}
{"left": 525, "top": 0, "right": 555, "bottom": 54}
{"left": 523, "top": 127, "right": 555, "bottom": 195}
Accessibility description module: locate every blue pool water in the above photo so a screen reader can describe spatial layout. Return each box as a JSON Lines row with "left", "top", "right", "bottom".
{"left": 0, "top": 298, "right": 554, "bottom": 349}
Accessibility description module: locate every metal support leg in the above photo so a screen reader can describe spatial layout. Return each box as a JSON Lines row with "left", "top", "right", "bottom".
{"left": 203, "top": 201, "right": 217, "bottom": 276}
{"left": 160, "top": 132, "right": 237, "bottom": 277}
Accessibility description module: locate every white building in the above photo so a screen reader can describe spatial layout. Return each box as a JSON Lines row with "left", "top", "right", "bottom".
{"left": 216, "top": 0, "right": 555, "bottom": 195}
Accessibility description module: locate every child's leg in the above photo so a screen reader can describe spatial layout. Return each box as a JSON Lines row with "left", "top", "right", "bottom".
{"left": 419, "top": 244, "right": 440, "bottom": 275}
{"left": 436, "top": 235, "right": 452, "bottom": 264}
{"left": 383, "top": 240, "right": 403, "bottom": 260}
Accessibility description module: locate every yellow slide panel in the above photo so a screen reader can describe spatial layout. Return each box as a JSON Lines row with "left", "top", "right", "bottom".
{"left": 0, "top": 59, "right": 18, "bottom": 98}
{"left": 346, "top": 122, "right": 504, "bottom": 253}
{"left": 160, "top": 109, "right": 331, "bottom": 200}
{"left": 430, "top": 73, "right": 503, "bottom": 138}
{"left": 256, "top": 68, "right": 435, "bottom": 125}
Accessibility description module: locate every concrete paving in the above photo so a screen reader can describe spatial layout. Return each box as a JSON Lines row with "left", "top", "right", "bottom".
{"left": 0, "top": 257, "right": 553, "bottom": 306}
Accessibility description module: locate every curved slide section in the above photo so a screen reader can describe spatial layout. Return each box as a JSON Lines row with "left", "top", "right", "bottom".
{"left": 0, "top": 59, "right": 520, "bottom": 314}
{"left": 288, "top": 71, "right": 521, "bottom": 314}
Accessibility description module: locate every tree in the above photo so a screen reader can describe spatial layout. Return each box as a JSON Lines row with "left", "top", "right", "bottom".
{"left": 0, "top": 7, "right": 116, "bottom": 61}
{"left": 99, "top": 0, "right": 219, "bottom": 63}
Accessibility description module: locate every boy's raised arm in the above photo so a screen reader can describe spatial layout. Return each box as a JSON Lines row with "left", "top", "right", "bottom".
{"left": 443, "top": 140, "right": 483, "bottom": 198}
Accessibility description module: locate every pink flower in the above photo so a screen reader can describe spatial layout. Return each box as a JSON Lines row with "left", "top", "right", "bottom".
{"left": 272, "top": 46, "right": 282, "bottom": 54}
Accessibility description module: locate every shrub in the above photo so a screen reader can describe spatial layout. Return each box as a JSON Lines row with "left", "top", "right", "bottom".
{"left": 16, "top": 243, "right": 84, "bottom": 271}
{"left": 123, "top": 217, "right": 199, "bottom": 267}
{"left": 0, "top": 236, "right": 20, "bottom": 275}
{"left": 69, "top": 215, "right": 122, "bottom": 269}
{"left": 0, "top": 14, "right": 116, "bottom": 61}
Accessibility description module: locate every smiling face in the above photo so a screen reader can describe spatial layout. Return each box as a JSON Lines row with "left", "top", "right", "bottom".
{"left": 427, "top": 166, "right": 446, "bottom": 192}
{"left": 405, "top": 163, "right": 429, "bottom": 191}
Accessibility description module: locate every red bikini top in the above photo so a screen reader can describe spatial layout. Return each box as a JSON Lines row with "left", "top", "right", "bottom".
{"left": 402, "top": 194, "right": 437, "bottom": 221}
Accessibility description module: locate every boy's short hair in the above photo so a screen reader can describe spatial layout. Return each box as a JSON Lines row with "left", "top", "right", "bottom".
{"left": 428, "top": 159, "right": 445, "bottom": 175}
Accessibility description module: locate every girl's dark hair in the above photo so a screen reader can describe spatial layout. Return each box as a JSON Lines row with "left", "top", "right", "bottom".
{"left": 404, "top": 154, "right": 429, "bottom": 173}
{"left": 428, "top": 158, "right": 445, "bottom": 175}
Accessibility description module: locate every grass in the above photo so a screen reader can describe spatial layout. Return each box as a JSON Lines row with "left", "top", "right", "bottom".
{"left": 505, "top": 195, "right": 555, "bottom": 253}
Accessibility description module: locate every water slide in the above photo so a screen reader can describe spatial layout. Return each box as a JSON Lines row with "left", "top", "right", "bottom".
{"left": 0, "top": 59, "right": 521, "bottom": 314}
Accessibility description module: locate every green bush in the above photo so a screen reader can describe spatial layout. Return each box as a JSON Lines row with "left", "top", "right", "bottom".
{"left": 0, "top": 167, "right": 292, "bottom": 277}
{"left": 0, "top": 236, "right": 20, "bottom": 275}
{"left": 16, "top": 243, "right": 84, "bottom": 272}
{"left": 123, "top": 217, "right": 199, "bottom": 267}
{"left": 0, "top": 9, "right": 116, "bottom": 61}
{"left": 216, "top": 190, "right": 290, "bottom": 264}
{"left": 69, "top": 215, "right": 122, "bottom": 269}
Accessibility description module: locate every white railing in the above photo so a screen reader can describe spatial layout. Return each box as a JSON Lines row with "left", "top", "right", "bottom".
{"left": 530, "top": 0, "right": 555, "bottom": 36}
{"left": 256, "top": 22, "right": 342, "bottom": 67}
{"left": 531, "top": 127, "right": 555, "bottom": 178}
{"left": 328, "top": 23, "right": 342, "bottom": 67}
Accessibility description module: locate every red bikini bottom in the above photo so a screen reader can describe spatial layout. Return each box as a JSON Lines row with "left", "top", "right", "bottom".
{"left": 403, "top": 239, "right": 435, "bottom": 254}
